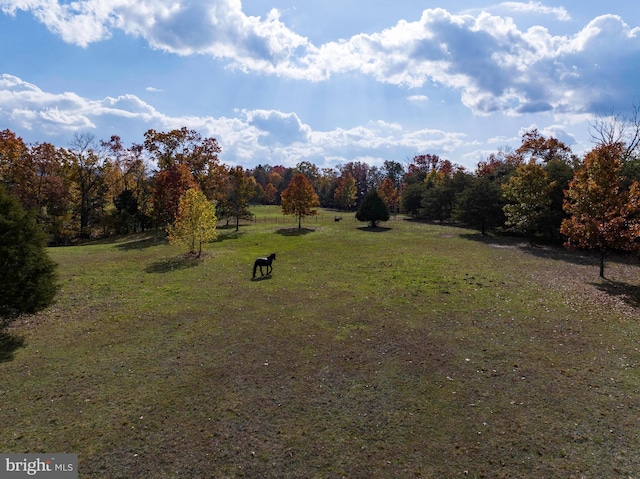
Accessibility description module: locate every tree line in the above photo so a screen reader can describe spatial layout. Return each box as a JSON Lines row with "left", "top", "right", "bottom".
{"left": 0, "top": 126, "right": 402, "bottom": 242}
{"left": 2, "top": 114, "right": 640, "bottom": 276}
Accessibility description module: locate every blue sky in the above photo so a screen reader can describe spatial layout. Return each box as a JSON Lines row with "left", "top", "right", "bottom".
{"left": 1, "top": 0, "right": 639, "bottom": 171}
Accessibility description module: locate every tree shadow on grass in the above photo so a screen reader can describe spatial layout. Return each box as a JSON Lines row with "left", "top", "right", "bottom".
{"left": 145, "top": 252, "right": 207, "bottom": 273}
{"left": 591, "top": 280, "right": 640, "bottom": 308}
{"left": 357, "top": 225, "right": 391, "bottom": 233}
{"left": 116, "top": 235, "right": 167, "bottom": 251}
{"left": 213, "top": 231, "right": 245, "bottom": 243}
{"left": 461, "top": 233, "right": 599, "bottom": 267}
{"left": 0, "top": 331, "right": 25, "bottom": 363}
{"left": 276, "top": 227, "right": 314, "bottom": 236}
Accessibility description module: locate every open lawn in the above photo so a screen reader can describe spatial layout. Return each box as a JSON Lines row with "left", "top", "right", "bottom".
{"left": 2, "top": 207, "right": 640, "bottom": 478}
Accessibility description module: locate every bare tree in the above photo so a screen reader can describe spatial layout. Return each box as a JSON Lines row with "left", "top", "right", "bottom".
{"left": 589, "top": 103, "right": 640, "bottom": 160}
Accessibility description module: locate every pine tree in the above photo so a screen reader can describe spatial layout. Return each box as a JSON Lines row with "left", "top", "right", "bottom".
{"left": 356, "top": 190, "right": 390, "bottom": 227}
{"left": 0, "top": 186, "right": 58, "bottom": 324}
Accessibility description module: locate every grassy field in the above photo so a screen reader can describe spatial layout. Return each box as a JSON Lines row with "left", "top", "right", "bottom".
{"left": 2, "top": 207, "right": 640, "bottom": 478}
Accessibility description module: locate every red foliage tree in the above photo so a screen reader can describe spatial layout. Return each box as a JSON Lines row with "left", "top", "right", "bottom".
{"left": 153, "top": 163, "right": 198, "bottom": 226}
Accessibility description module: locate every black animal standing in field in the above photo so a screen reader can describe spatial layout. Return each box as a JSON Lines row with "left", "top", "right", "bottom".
{"left": 252, "top": 253, "right": 276, "bottom": 279}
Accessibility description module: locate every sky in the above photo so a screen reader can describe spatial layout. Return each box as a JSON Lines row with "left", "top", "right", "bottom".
{"left": 1, "top": 0, "right": 639, "bottom": 171}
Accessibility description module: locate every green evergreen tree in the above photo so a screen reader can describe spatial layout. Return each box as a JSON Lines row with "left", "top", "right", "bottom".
{"left": 356, "top": 190, "right": 390, "bottom": 227}
{"left": 0, "top": 186, "right": 58, "bottom": 324}
{"left": 453, "top": 177, "right": 504, "bottom": 235}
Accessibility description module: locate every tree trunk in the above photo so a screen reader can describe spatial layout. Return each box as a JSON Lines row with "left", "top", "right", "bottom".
{"left": 599, "top": 249, "right": 605, "bottom": 278}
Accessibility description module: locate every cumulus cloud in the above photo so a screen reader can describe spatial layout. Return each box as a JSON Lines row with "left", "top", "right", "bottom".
{"left": 244, "top": 109, "right": 311, "bottom": 146}
{"left": 0, "top": 0, "right": 313, "bottom": 68}
{"left": 0, "top": 74, "right": 96, "bottom": 131}
{"left": 2, "top": 2, "right": 639, "bottom": 117}
{"left": 0, "top": 74, "right": 476, "bottom": 168}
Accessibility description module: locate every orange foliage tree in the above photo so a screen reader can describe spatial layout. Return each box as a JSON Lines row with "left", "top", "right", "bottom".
{"left": 378, "top": 178, "right": 400, "bottom": 215}
{"left": 281, "top": 173, "right": 319, "bottom": 230}
{"left": 561, "top": 142, "right": 640, "bottom": 277}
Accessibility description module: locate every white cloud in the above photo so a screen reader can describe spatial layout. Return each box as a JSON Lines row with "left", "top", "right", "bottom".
{"left": 407, "top": 94, "right": 429, "bottom": 102}
{"left": 496, "top": 2, "right": 571, "bottom": 21}
{"left": 244, "top": 109, "right": 311, "bottom": 146}
{"left": 2, "top": 2, "right": 639, "bottom": 117}
{"left": 0, "top": 74, "right": 96, "bottom": 131}
{"left": 0, "top": 74, "right": 473, "bottom": 168}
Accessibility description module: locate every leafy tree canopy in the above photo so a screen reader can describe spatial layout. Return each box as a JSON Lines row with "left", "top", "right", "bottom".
{"left": 281, "top": 173, "right": 319, "bottom": 229}
{"left": 561, "top": 143, "right": 640, "bottom": 277}
{"left": 166, "top": 187, "right": 217, "bottom": 257}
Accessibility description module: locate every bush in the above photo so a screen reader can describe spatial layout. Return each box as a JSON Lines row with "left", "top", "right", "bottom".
{"left": 0, "top": 187, "right": 58, "bottom": 324}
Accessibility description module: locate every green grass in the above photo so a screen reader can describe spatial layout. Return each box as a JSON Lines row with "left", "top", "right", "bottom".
{"left": 2, "top": 207, "right": 640, "bottom": 478}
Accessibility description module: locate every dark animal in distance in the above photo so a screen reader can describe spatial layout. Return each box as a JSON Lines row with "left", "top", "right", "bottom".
{"left": 334, "top": 216, "right": 342, "bottom": 222}
{"left": 252, "top": 253, "right": 276, "bottom": 279}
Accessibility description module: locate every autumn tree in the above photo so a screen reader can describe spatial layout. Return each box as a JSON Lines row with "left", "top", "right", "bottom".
{"left": 502, "top": 162, "right": 556, "bottom": 243}
{"left": 167, "top": 188, "right": 217, "bottom": 257}
{"left": 516, "top": 129, "right": 573, "bottom": 164}
{"left": 383, "top": 160, "right": 405, "bottom": 191}
{"left": 67, "top": 133, "right": 109, "bottom": 238}
{"left": 144, "top": 127, "right": 221, "bottom": 191}
{"left": 249, "top": 165, "right": 270, "bottom": 188}
{"left": 334, "top": 172, "right": 357, "bottom": 210}
{"left": 339, "top": 161, "right": 369, "bottom": 201}
{"left": 515, "top": 129, "right": 576, "bottom": 239}
{"left": 263, "top": 183, "right": 278, "bottom": 205}
{"left": 153, "top": 163, "right": 198, "bottom": 226}
{"left": 102, "top": 136, "right": 153, "bottom": 233}
{"left": 225, "top": 166, "right": 255, "bottom": 231}
{"left": 378, "top": 178, "right": 400, "bottom": 215}
{"left": 281, "top": 173, "right": 319, "bottom": 230}
{"left": 251, "top": 181, "right": 265, "bottom": 204}
{"left": 405, "top": 153, "right": 442, "bottom": 184}
{"left": 561, "top": 143, "right": 640, "bottom": 277}
{"left": 356, "top": 190, "right": 389, "bottom": 227}
{"left": 268, "top": 171, "right": 283, "bottom": 192}
{"left": 317, "top": 168, "right": 338, "bottom": 207}
{"left": 30, "top": 142, "right": 74, "bottom": 242}
{"left": 296, "top": 161, "right": 321, "bottom": 188}
{"left": 0, "top": 129, "right": 34, "bottom": 209}
{"left": 476, "top": 147, "right": 523, "bottom": 181}
{"left": 0, "top": 186, "right": 58, "bottom": 324}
